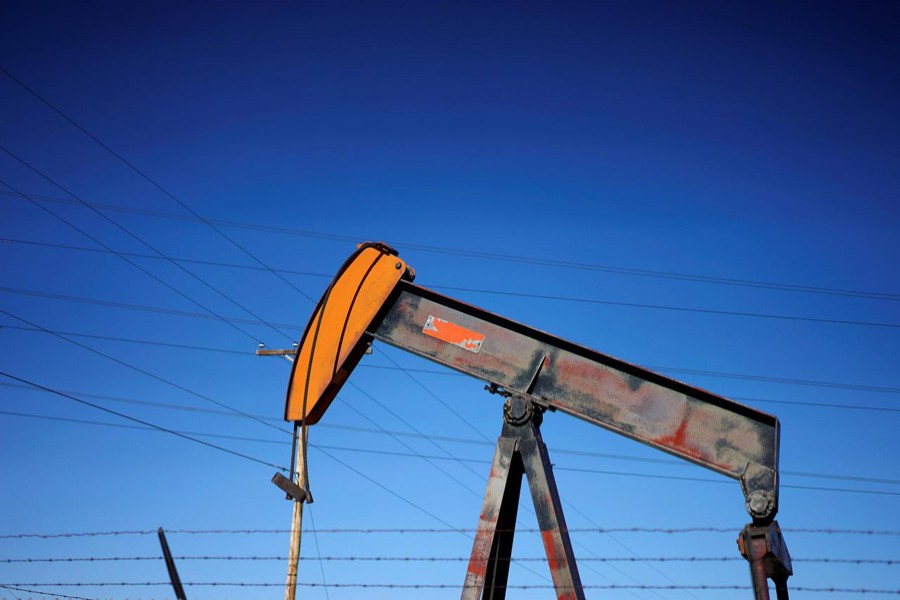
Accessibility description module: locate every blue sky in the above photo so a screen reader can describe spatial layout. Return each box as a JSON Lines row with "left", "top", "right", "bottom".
{"left": 1, "top": 1, "right": 898, "bottom": 598}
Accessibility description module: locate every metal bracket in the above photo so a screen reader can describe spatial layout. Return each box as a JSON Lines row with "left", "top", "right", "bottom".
{"left": 737, "top": 521, "right": 793, "bottom": 600}
{"left": 272, "top": 472, "right": 308, "bottom": 503}
{"left": 461, "top": 397, "right": 584, "bottom": 600}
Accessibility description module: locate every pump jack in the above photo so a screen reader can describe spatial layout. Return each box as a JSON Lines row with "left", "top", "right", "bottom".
{"left": 282, "top": 242, "right": 793, "bottom": 599}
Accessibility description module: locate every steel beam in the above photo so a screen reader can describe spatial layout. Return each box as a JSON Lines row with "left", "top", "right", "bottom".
{"left": 373, "top": 281, "right": 780, "bottom": 522}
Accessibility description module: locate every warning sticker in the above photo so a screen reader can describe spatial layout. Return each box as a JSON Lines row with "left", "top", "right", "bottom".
{"left": 422, "top": 315, "right": 485, "bottom": 353}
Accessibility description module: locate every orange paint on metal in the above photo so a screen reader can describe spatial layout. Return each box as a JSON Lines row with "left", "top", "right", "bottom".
{"left": 284, "top": 244, "right": 408, "bottom": 423}
{"left": 422, "top": 315, "right": 485, "bottom": 353}
{"left": 654, "top": 413, "right": 724, "bottom": 470}
{"left": 540, "top": 530, "right": 578, "bottom": 600}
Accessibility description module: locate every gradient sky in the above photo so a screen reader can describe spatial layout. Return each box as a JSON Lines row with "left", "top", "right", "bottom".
{"left": 1, "top": 2, "right": 898, "bottom": 599}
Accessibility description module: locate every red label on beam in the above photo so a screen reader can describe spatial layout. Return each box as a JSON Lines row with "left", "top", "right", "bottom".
{"left": 422, "top": 315, "right": 485, "bottom": 353}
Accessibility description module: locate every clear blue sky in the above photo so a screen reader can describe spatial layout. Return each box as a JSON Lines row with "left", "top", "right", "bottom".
{"left": 1, "top": 1, "right": 898, "bottom": 598}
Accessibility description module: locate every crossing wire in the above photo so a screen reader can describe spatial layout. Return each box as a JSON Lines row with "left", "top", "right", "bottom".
{"left": 3, "top": 402, "right": 899, "bottom": 493}
{"left": 0, "top": 586, "right": 94, "bottom": 600}
{"left": 2, "top": 189, "right": 898, "bottom": 303}
{"left": 3, "top": 285, "right": 900, "bottom": 396}
{"left": 3, "top": 325, "right": 899, "bottom": 413}
{"left": 4, "top": 236, "right": 900, "bottom": 330}
{"left": 0, "top": 308, "right": 288, "bottom": 433}
{"left": 0, "top": 162, "right": 295, "bottom": 346}
{"left": 0, "top": 371, "right": 286, "bottom": 472}
{"left": 0, "top": 65, "right": 318, "bottom": 306}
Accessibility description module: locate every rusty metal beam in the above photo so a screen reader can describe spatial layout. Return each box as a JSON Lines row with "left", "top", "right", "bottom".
{"left": 372, "top": 281, "right": 781, "bottom": 523}
{"left": 462, "top": 398, "right": 584, "bottom": 600}
{"left": 461, "top": 436, "right": 521, "bottom": 600}
{"left": 738, "top": 522, "right": 793, "bottom": 600}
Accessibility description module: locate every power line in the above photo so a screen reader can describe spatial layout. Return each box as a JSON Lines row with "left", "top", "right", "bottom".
{"left": 0, "top": 586, "right": 94, "bottom": 600}
{"left": 6, "top": 235, "right": 900, "bottom": 330}
{"left": 334, "top": 394, "right": 486, "bottom": 500}
{"left": 4, "top": 287, "right": 900, "bottom": 398}
{"left": 0, "top": 409, "right": 288, "bottom": 445}
{"left": 2, "top": 237, "right": 333, "bottom": 279}
{"left": 5, "top": 386, "right": 898, "bottom": 487}
{"left": 0, "top": 323, "right": 250, "bottom": 356}
{"left": 0, "top": 285, "right": 300, "bottom": 330}
{"left": 306, "top": 505, "right": 331, "bottom": 600}
{"left": 4, "top": 408, "right": 898, "bottom": 502}
{"left": 0, "top": 65, "right": 318, "bottom": 306}
{"left": 309, "top": 442, "right": 552, "bottom": 584}
{"left": 0, "top": 179, "right": 261, "bottom": 346}
{"left": 0, "top": 308, "right": 288, "bottom": 433}
{"left": 437, "top": 284, "right": 900, "bottom": 329}
{"left": 4, "top": 324, "right": 898, "bottom": 414}
{"left": 0, "top": 160, "right": 293, "bottom": 345}
{"left": 0, "top": 371, "right": 285, "bottom": 472}
{"left": 3, "top": 189, "right": 897, "bottom": 303}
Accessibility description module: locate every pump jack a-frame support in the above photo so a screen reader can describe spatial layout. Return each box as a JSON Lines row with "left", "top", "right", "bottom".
{"left": 463, "top": 396, "right": 583, "bottom": 600}
{"left": 281, "top": 242, "right": 793, "bottom": 599}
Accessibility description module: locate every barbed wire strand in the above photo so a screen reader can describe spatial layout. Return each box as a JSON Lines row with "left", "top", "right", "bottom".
{"left": 3, "top": 190, "right": 898, "bottom": 303}
{"left": 4, "top": 526, "right": 898, "bottom": 539}
{"left": 2, "top": 555, "right": 895, "bottom": 565}
{"left": 2, "top": 582, "right": 899, "bottom": 593}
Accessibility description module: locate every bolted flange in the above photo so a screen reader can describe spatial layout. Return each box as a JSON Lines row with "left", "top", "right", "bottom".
{"left": 503, "top": 396, "right": 535, "bottom": 426}
{"left": 746, "top": 490, "right": 775, "bottom": 521}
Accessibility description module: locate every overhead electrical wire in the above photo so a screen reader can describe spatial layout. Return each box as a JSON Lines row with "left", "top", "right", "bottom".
{"left": 3, "top": 324, "right": 898, "bottom": 413}
{"left": 0, "top": 65, "right": 318, "bottom": 306}
{"left": 0, "top": 371, "right": 286, "bottom": 472}
{"left": 3, "top": 189, "right": 898, "bottom": 303}
{"left": 0, "top": 160, "right": 295, "bottom": 345}
{"left": 4, "top": 236, "right": 899, "bottom": 330}
{"left": 0, "top": 308, "right": 288, "bottom": 433}
{"left": 3, "top": 288, "right": 899, "bottom": 396}
{"left": 305, "top": 505, "right": 331, "bottom": 600}
{"left": 4, "top": 373, "right": 899, "bottom": 486}
{"left": 0, "top": 284, "right": 300, "bottom": 330}
{"left": 2, "top": 408, "right": 896, "bottom": 498}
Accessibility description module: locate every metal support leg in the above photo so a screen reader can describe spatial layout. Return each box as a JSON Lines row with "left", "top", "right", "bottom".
{"left": 462, "top": 436, "right": 520, "bottom": 600}
{"left": 520, "top": 423, "right": 584, "bottom": 600}
{"left": 738, "top": 522, "right": 793, "bottom": 600}
{"left": 462, "top": 398, "right": 585, "bottom": 600}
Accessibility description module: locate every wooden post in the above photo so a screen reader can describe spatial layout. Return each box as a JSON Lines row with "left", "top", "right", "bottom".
{"left": 255, "top": 345, "right": 310, "bottom": 599}
{"left": 285, "top": 425, "right": 309, "bottom": 600}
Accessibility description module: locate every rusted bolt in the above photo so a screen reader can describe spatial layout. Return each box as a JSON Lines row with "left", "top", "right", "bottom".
{"left": 503, "top": 397, "right": 532, "bottom": 425}
{"left": 746, "top": 490, "right": 774, "bottom": 519}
